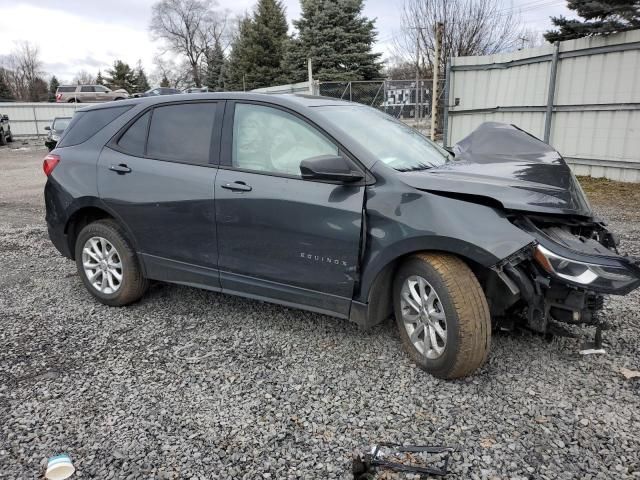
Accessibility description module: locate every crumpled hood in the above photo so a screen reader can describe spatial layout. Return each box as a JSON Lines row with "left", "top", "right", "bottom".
{"left": 398, "top": 122, "right": 593, "bottom": 217}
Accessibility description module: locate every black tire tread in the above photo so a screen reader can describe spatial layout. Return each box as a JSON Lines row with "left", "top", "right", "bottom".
{"left": 75, "top": 219, "right": 147, "bottom": 306}
{"left": 414, "top": 252, "right": 491, "bottom": 378}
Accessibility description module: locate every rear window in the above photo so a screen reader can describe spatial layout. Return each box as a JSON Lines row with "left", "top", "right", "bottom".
{"left": 57, "top": 105, "right": 132, "bottom": 148}
{"left": 146, "top": 103, "right": 216, "bottom": 165}
{"left": 57, "top": 86, "right": 77, "bottom": 93}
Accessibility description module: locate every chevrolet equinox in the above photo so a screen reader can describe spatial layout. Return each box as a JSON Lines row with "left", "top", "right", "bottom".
{"left": 44, "top": 93, "right": 640, "bottom": 379}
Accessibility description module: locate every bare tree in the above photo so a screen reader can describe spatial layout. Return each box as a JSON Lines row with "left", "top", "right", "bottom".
{"left": 73, "top": 70, "right": 95, "bottom": 85}
{"left": 2, "top": 41, "right": 43, "bottom": 100}
{"left": 149, "top": 0, "right": 230, "bottom": 87}
{"left": 151, "top": 56, "right": 191, "bottom": 89}
{"left": 394, "top": 0, "right": 526, "bottom": 73}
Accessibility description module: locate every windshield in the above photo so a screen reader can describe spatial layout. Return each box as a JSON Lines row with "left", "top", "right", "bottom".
{"left": 53, "top": 118, "right": 71, "bottom": 131}
{"left": 315, "top": 105, "right": 451, "bottom": 171}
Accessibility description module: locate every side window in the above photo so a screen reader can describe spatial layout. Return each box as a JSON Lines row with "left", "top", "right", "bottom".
{"left": 117, "top": 111, "right": 150, "bottom": 156}
{"left": 95, "top": 86, "right": 108, "bottom": 92}
{"left": 80, "top": 86, "right": 94, "bottom": 92}
{"left": 146, "top": 103, "right": 217, "bottom": 165}
{"left": 233, "top": 104, "right": 338, "bottom": 176}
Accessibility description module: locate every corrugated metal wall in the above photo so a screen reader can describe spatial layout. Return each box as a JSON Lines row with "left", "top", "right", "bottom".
{"left": 0, "top": 103, "right": 82, "bottom": 136}
{"left": 445, "top": 30, "right": 640, "bottom": 182}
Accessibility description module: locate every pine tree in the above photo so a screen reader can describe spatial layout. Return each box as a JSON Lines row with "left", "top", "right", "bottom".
{"left": 227, "top": 17, "right": 253, "bottom": 90}
{"left": 545, "top": 0, "right": 640, "bottom": 42}
{"left": 49, "top": 75, "right": 60, "bottom": 96}
{"left": 133, "top": 60, "right": 151, "bottom": 93}
{"left": 0, "top": 68, "right": 13, "bottom": 101}
{"left": 96, "top": 70, "right": 105, "bottom": 86}
{"left": 227, "top": 0, "right": 289, "bottom": 90}
{"left": 206, "top": 39, "right": 226, "bottom": 91}
{"left": 105, "top": 60, "right": 136, "bottom": 92}
{"left": 282, "top": 0, "right": 382, "bottom": 83}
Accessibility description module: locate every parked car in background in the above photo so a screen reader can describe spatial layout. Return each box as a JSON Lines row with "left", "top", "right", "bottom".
{"left": 55, "top": 85, "right": 129, "bottom": 103}
{"left": 0, "top": 113, "right": 13, "bottom": 145}
{"left": 42, "top": 93, "right": 640, "bottom": 379}
{"left": 44, "top": 116, "right": 72, "bottom": 151}
{"left": 183, "top": 86, "right": 209, "bottom": 94}
{"left": 131, "top": 87, "right": 181, "bottom": 98}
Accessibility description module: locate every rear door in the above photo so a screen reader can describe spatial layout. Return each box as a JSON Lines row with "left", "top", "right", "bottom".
{"left": 215, "top": 101, "right": 366, "bottom": 317}
{"left": 79, "top": 85, "right": 97, "bottom": 102}
{"left": 98, "top": 100, "right": 224, "bottom": 289}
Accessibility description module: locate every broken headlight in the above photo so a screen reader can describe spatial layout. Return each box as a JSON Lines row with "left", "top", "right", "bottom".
{"left": 534, "top": 244, "right": 640, "bottom": 294}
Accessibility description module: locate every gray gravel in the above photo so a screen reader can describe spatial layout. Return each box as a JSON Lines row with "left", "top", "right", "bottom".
{"left": 1, "top": 146, "right": 639, "bottom": 479}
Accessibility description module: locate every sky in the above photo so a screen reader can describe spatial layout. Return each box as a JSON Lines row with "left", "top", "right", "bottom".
{"left": 0, "top": 0, "right": 574, "bottom": 83}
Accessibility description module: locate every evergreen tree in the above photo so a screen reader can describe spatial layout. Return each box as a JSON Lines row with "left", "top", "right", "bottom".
{"left": 96, "top": 70, "right": 105, "bottom": 86}
{"left": 545, "top": 0, "right": 640, "bottom": 42}
{"left": 105, "top": 60, "right": 136, "bottom": 92}
{"left": 227, "top": 0, "right": 289, "bottom": 90}
{"left": 282, "top": 0, "right": 382, "bottom": 83}
{"left": 160, "top": 75, "right": 170, "bottom": 87}
{"left": 0, "top": 68, "right": 13, "bottom": 101}
{"left": 227, "top": 17, "right": 253, "bottom": 90}
{"left": 134, "top": 60, "right": 151, "bottom": 93}
{"left": 206, "top": 39, "right": 226, "bottom": 91}
{"left": 49, "top": 75, "right": 60, "bottom": 96}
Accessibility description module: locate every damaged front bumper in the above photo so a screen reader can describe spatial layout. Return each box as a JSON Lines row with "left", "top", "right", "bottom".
{"left": 487, "top": 216, "right": 640, "bottom": 334}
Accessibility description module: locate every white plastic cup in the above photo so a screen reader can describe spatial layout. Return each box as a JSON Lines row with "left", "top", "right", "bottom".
{"left": 45, "top": 454, "right": 75, "bottom": 480}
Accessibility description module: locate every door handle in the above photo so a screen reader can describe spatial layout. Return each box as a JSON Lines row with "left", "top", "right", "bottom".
{"left": 221, "top": 181, "right": 252, "bottom": 192}
{"left": 109, "top": 164, "right": 132, "bottom": 174}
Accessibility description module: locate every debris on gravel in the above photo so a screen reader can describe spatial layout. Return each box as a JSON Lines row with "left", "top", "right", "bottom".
{"left": 1, "top": 150, "right": 639, "bottom": 479}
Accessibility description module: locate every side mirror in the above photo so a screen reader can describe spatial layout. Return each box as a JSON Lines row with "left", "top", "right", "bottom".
{"left": 300, "top": 155, "right": 364, "bottom": 183}
{"left": 44, "top": 126, "right": 51, "bottom": 131}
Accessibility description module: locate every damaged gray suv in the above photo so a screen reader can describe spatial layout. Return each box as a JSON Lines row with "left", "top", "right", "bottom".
{"left": 43, "top": 93, "right": 640, "bottom": 379}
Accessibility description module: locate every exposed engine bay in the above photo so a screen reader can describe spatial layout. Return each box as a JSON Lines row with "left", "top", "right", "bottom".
{"left": 484, "top": 214, "right": 640, "bottom": 337}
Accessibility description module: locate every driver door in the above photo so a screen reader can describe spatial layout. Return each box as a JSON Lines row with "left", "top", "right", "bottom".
{"left": 215, "top": 102, "right": 366, "bottom": 317}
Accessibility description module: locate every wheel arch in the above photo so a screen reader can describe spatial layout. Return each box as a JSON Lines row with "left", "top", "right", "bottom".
{"left": 64, "top": 202, "right": 140, "bottom": 261}
{"left": 352, "top": 237, "right": 497, "bottom": 329}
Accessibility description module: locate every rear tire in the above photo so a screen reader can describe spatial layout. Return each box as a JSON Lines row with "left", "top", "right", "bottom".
{"left": 75, "top": 220, "right": 148, "bottom": 306}
{"left": 6, "top": 130, "right": 12, "bottom": 142}
{"left": 393, "top": 252, "right": 491, "bottom": 379}
{"left": 0, "top": 130, "right": 5, "bottom": 146}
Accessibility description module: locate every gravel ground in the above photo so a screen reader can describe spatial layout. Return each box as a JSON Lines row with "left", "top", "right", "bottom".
{"left": 1, "top": 146, "right": 639, "bottom": 479}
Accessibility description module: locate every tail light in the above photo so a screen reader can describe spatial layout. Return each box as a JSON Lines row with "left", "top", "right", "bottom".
{"left": 55, "top": 93, "right": 62, "bottom": 102}
{"left": 43, "top": 153, "right": 60, "bottom": 176}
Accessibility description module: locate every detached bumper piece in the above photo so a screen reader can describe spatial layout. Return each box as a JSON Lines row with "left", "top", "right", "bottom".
{"left": 353, "top": 443, "right": 452, "bottom": 479}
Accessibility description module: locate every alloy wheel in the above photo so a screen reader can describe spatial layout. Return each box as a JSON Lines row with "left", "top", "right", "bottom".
{"left": 81, "top": 236, "right": 123, "bottom": 294}
{"left": 400, "top": 275, "right": 447, "bottom": 359}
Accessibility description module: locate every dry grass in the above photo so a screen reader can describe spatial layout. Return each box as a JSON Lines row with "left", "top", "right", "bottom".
{"left": 577, "top": 176, "right": 640, "bottom": 210}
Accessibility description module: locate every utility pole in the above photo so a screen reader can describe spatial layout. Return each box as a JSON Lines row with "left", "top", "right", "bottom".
{"left": 415, "top": 29, "right": 421, "bottom": 127}
{"left": 431, "top": 22, "right": 444, "bottom": 141}
{"left": 307, "top": 58, "right": 314, "bottom": 95}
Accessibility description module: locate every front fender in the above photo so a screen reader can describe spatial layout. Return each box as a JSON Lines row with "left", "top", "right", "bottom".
{"left": 357, "top": 171, "right": 535, "bottom": 303}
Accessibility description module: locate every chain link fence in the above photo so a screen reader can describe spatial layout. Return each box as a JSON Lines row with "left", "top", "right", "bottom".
{"left": 318, "top": 79, "right": 446, "bottom": 137}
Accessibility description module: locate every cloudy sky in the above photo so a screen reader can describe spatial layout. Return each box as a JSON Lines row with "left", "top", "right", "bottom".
{"left": 0, "top": 0, "right": 573, "bottom": 83}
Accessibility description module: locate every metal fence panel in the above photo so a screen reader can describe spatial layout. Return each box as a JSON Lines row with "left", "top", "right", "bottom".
{"left": 251, "top": 81, "right": 315, "bottom": 94}
{"left": 0, "top": 102, "right": 82, "bottom": 136}
{"left": 446, "top": 29, "right": 640, "bottom": 182}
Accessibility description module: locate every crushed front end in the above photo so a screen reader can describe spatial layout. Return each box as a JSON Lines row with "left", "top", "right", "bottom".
{"left": 485, "top": 215, "right": 640, "bottom": 337}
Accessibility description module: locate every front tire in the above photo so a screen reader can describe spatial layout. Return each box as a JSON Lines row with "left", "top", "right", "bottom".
{"left": 75, "top": 220, "right": 148, "bottom": 306}
{"left": 393, "top": 253, "right": 491, "bottom": 379}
